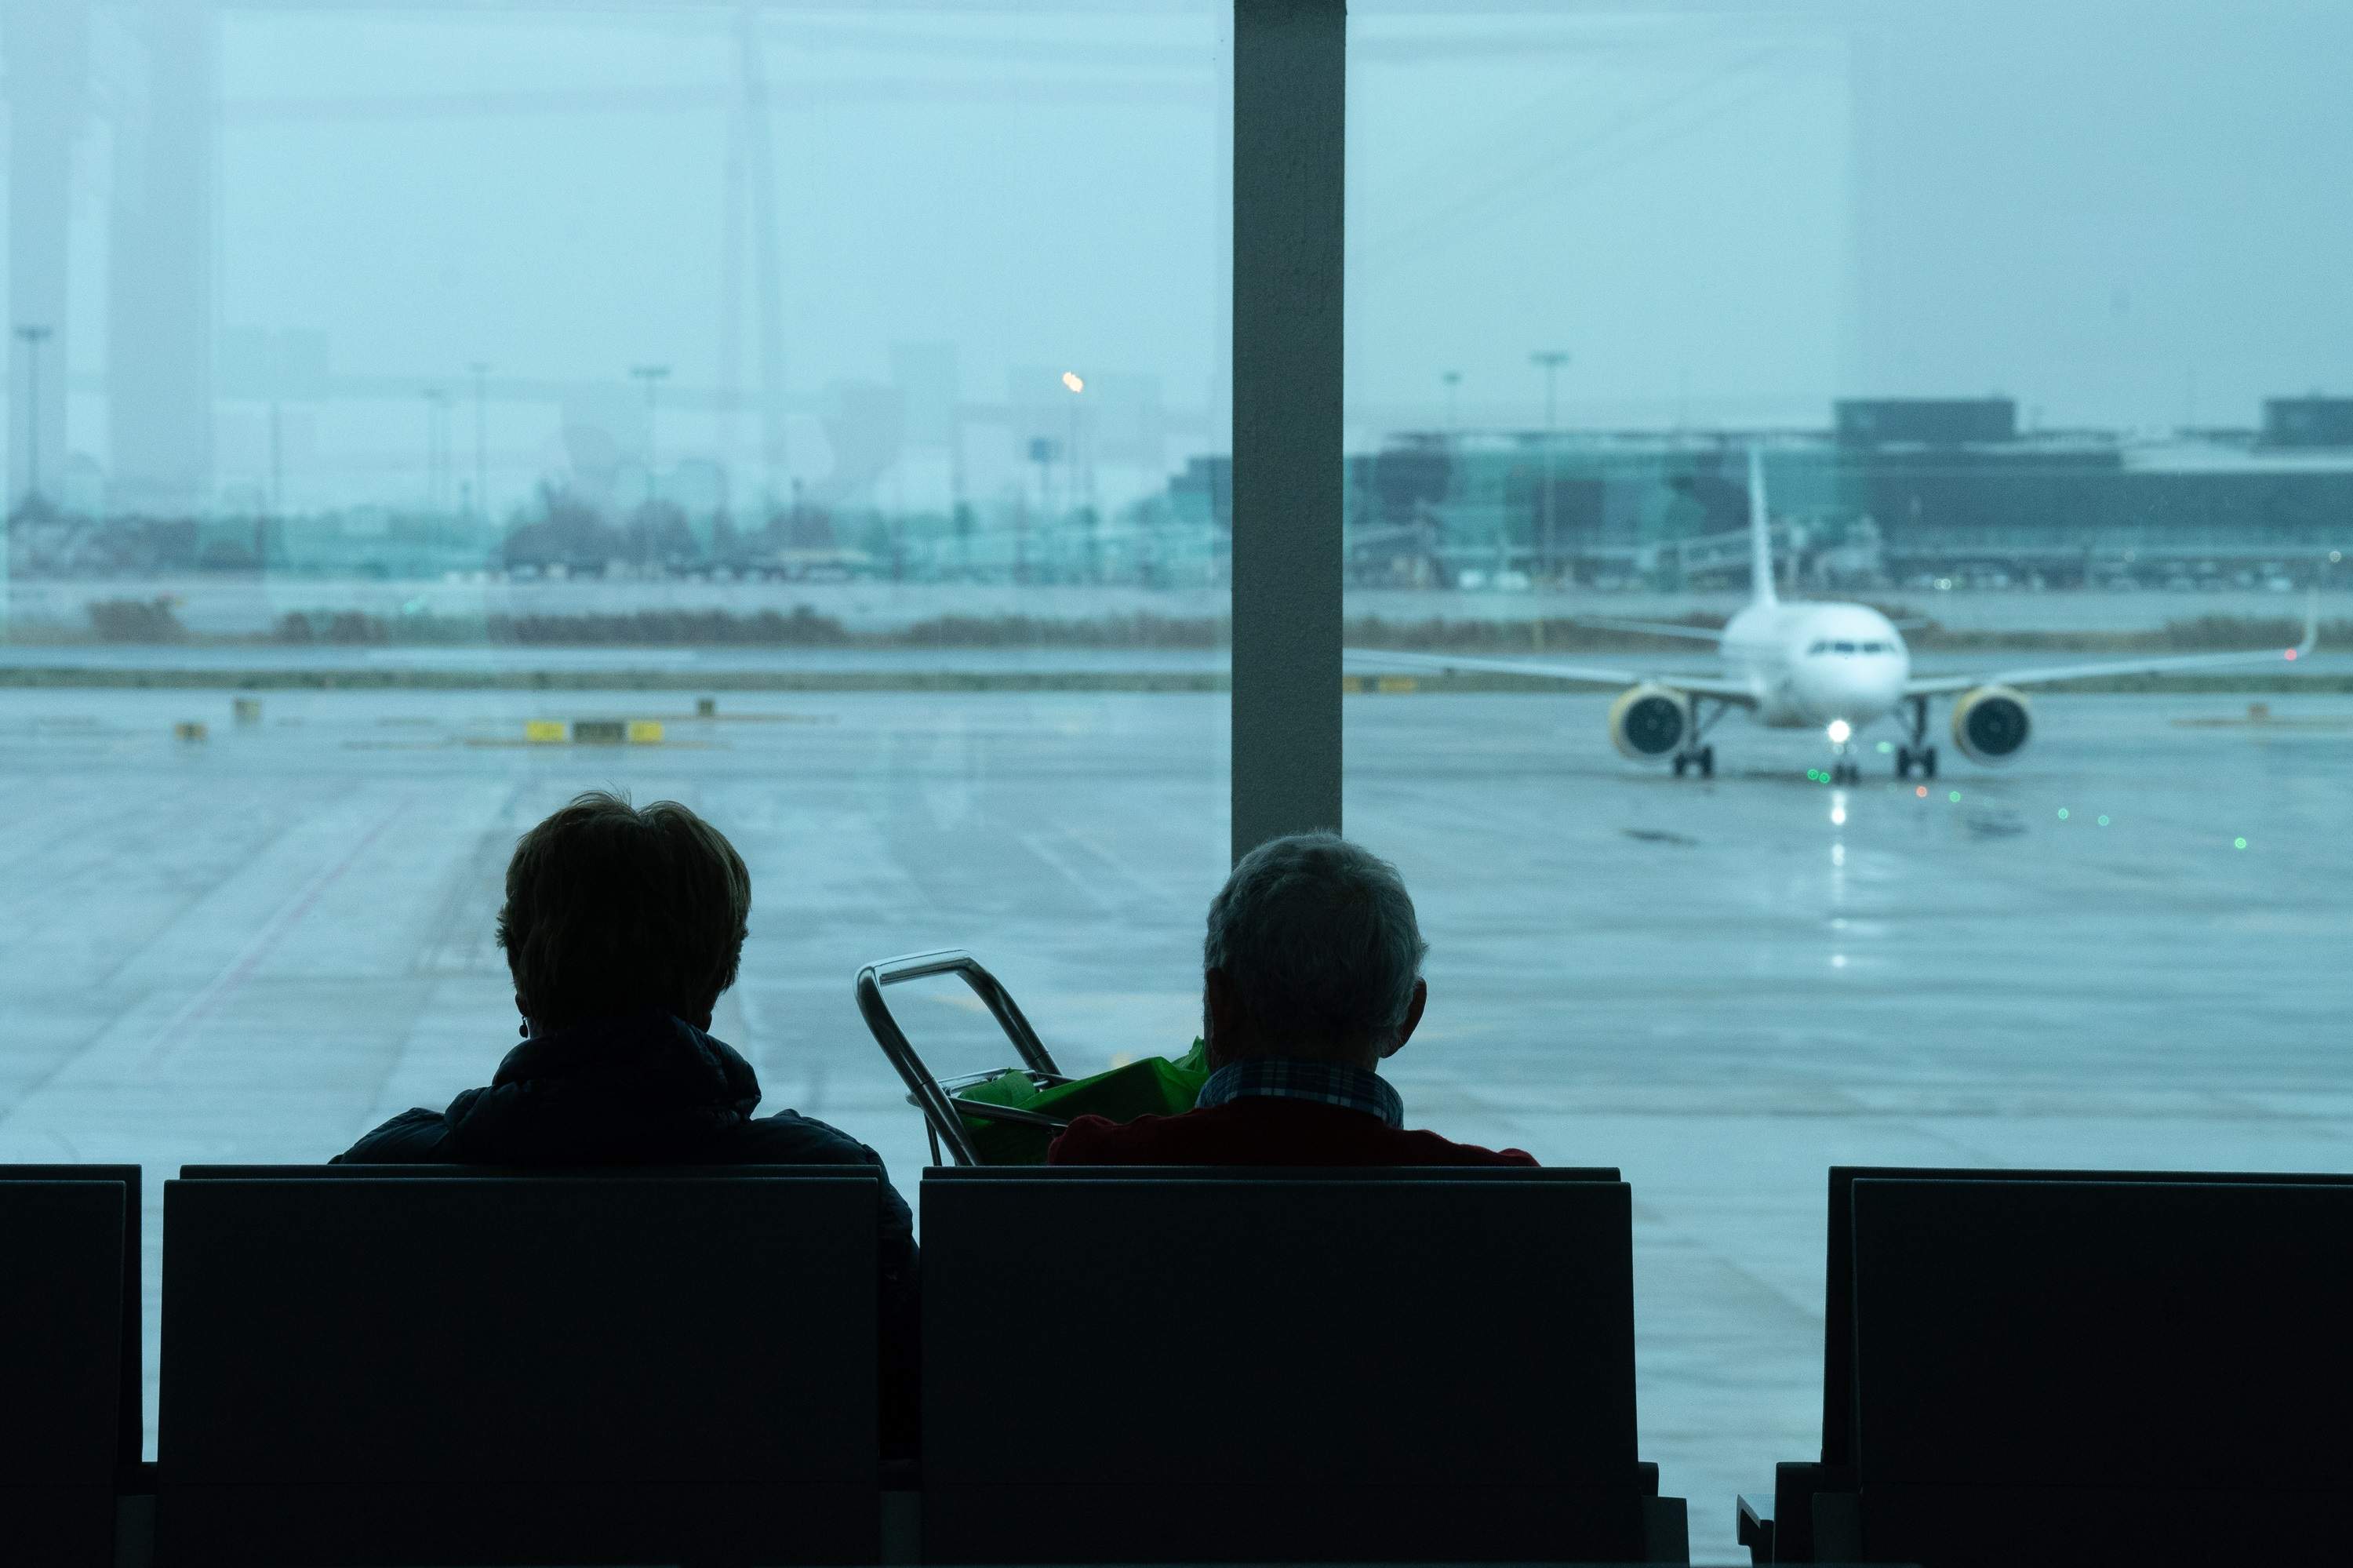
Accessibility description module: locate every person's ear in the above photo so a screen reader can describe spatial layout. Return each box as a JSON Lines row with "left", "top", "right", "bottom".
{"left": 514, "top": 992, "right": 532, "bottom": 1039}
{"left": 1381, "top": 978, "right": 1428, "bottom": 1060}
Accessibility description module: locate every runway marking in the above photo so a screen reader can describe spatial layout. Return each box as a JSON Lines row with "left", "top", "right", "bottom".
{"left": 136, "top": 800, "right": 411, "bottom": 1074}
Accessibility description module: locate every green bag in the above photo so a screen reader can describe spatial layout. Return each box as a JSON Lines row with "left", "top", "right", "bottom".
{"left": 953, "top": 1039, "right": 1210, "bottom": 1165}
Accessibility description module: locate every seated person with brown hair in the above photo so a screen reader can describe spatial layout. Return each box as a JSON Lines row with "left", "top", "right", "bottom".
{"left": 336, "top": 789, "right": 918, "bottom": 1445}
{"left": 1049, "top": 831, "right": 1534, "bottom": 1167}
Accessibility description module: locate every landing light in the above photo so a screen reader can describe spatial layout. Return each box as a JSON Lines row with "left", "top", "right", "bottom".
{"left": 1826, "top": 719, "right": 1852, "bottom": 745}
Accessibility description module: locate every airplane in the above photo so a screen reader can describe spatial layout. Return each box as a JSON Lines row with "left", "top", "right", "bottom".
{"left": 1345, "top": 449, "right": 2319, "bottom": 783}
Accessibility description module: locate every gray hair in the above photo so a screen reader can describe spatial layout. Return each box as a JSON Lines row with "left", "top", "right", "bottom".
{"left": 1204, "top": 833, "right": 1429, "bottom": 1053}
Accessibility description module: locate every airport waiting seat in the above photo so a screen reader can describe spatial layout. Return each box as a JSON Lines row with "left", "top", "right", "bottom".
{"left": 919, "top": 1166, "right": 1686, "bottom": 1564}
{"left": 1762, "top": 1175, "right": 2353, "bottom": 1568}
{"left": 159, "top": 1167, "right": 886, "bottom": 1566}
{"left": 1740, "top": 1164, "right": 2353, "bottom": 1564}
{"left": 0, "top": 1166, "right": 139, "bottom": 1568}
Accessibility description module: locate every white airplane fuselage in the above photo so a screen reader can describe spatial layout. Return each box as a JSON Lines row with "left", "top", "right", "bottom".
{"left": 1720, "top": 600, "right": 1911, "bottom": 729}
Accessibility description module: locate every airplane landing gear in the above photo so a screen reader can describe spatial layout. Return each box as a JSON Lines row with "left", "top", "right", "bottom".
{"left": 1893, "top": 696, "right": 1937, "bottom": 779}
{"left": 1828, "top": 759, "right": 1861, "bottom": 785}
{"left": 1672, "top": 744, "right": 1715, "bottom": 779}
{"left": 1671, "top": 701, "right": 1726, "bottom": 779}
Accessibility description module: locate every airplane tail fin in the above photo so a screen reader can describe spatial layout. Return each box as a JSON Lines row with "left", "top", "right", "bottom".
{"left": 1747, "top": 446, "right": 1778, "bottom": 606}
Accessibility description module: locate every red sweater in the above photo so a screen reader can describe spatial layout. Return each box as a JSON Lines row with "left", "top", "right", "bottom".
{"left": 1047, "top": 1095, "right": 1537, "bottom": 1167}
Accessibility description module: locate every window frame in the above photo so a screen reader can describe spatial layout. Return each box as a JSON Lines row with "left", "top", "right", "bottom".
{"left": 1228, "top": 0, "right": 1346, "bottom": 862}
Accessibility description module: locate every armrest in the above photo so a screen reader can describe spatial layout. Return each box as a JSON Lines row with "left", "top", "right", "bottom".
{"left": 1640, "top": 1494, "right": 1689, "bottom": 1565}
{"left": 1635, "top": 1459, "right": 1660, "bottom": 1496}
{"left": 1769, "top": 1461, "right": 1853, "bottom": 1563}
{"left": 1736, "top": 1492, "right": 1774, "bottom": 1564}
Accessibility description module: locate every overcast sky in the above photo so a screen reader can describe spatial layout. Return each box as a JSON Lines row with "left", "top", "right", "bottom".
{"left": 42, "top": 0, "right": 2353, "bottom": 508}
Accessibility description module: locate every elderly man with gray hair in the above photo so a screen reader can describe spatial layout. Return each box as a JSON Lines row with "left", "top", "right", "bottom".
{"left": 1049, "top": 832, "right": 1535, "bottom": 1166}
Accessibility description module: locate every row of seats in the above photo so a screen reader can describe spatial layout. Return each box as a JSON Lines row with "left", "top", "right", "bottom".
{"left": 5, "top": 1164, "right": 2350, "bottom": 1567}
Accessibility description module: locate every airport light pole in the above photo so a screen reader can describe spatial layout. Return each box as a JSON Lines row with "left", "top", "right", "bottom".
{"left": 15, "top": 324, "right": 53, "bottom": 508}
{"left": 469, "top": 362, "right": 489, "bottom": 521}
{"left": 423, "top": 389, "right": 451, "bottom": 512}
{"left": 1531, "top": 349, "right": 1570, "bottom": 577}
{"left": 1061, "top": 370, "right": 1085, "bottom": 522}
{"left": 631, "top": 363, "right": 671, "bottom": 506}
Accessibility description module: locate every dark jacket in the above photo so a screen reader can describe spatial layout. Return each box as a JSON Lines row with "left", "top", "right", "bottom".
{"left": 337, "top": 1010, "right": 918, "bottom": 1453}
{"left": 1050, "top": 1097, "right": 1538, "bottom": 1167}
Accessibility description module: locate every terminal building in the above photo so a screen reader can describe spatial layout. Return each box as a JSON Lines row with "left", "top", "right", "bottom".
{"left": 1336, "top": 397, "right": 2353, "bottom": 591}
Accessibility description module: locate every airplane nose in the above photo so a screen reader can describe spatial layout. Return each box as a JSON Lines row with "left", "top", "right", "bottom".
{"left": 1820, "top": 664, "right": 1904, "bottom": 722}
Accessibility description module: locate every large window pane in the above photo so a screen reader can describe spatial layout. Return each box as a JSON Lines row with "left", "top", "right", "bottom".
{"left": 1345, "top": 4, "right": 2351, "bottom": 1554}
{"left": 2, "top": 0, "right": 1229, "bottom": 1447}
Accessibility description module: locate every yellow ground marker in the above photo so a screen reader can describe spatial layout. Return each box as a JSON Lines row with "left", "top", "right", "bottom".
{"left": 1376, "top": 676, "right": 1419, "bottom": 694}
{"left": 524, "top": 720, "right": 566, "bottom": 744}
{"left": 627, "top": 720, "right": 664, "bottom": 744}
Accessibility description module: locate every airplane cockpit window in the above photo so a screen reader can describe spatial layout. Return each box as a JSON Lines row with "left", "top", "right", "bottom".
{"left": 1807, "top": 641, "right": 1830, "bottom": 655}
{"left": 1833, "top": 641, "right": 1857, "bottom": 653}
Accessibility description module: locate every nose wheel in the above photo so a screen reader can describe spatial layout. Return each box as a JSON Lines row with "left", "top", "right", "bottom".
{"left": 1672, "top": 744, "right": 1715, "bottom": 779}
{"left": 1827, "top": 759, "right": 1862, "bottom": 784}
{"left": 1893, "top": 696, "right": 1937, "bottom": 778}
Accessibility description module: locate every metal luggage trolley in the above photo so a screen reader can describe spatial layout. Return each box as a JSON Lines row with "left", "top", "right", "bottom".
{"left": 855, "top": 949, "right": 1078, "bottom": 1166}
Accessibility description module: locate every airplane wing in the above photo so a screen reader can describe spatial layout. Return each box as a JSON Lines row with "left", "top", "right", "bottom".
{"left": 1569, "top": 616, "right": 1726, "bottom": 643}
{"left": 1344, "top": 646, "right": 1761, "bottom": 704}
{"left": 1904, "top": 595, "right": 2318, "bottom": 697}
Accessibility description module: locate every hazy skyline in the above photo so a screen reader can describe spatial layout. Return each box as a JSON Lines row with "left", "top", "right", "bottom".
{"left": 10, "top": 0, "right": 2352, "bottom": 512}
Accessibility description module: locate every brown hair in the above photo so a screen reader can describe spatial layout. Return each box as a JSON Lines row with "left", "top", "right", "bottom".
{"left": 496, "top": 791, "right": 751, "bottom": 1031}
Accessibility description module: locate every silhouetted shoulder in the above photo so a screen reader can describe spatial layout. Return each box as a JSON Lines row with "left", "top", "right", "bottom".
{"left": 1046, "top": 1111, "right": 1151, "bottom": 1164}
{"left": 1396, "top": 1127, "right": 1540, "bottom": 1166}
{"left": 727, "top": 1108, "right": 890, "bottom": 1167}
{"left": 333, "top": 1104, "right": 463, "bottom": 1163}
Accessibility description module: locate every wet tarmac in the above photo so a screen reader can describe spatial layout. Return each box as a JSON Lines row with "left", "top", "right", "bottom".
{"left": 2, "top": 682, "right": 2346, "bottom": 1559}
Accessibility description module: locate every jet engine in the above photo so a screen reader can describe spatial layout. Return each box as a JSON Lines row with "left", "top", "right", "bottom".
{"left": 1950, "top": 685, "right": 2033, "bottom": 763}
{"left": 1607, "top": 683, "right": 1692, "bottom": 761}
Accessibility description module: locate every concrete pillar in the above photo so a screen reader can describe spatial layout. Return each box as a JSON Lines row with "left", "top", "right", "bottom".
{"left": 107, "top": 0, "right": 216, "bottom": 512}
{"left": 3, "top": 0, "right": 88, "bottom": 512}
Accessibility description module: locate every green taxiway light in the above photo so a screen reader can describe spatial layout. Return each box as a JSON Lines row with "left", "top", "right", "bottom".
{"left": 2234, "top": 837, "right": 2249, "bottom": 850}
{"left": 1947, "top": 790, "right": 1962, "bottom": 803}
{"left": 2057, "top": 808, "right": 2070, "bottom": 820}
{"left": 2097, "top": 815, "right": 2111, "bottom": 827}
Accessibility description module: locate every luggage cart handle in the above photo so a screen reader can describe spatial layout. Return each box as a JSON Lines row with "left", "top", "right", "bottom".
{"left": 855, "top": 950, "right": 1067, "bottom": 1167}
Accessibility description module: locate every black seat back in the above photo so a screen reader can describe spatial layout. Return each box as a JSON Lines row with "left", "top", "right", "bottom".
{"left": 4, "top": 1163, "right": 142, "bottom": 1472}
{"left": 161, "top": 1170, "right": 882, "bottom": 1566}
{"left": 1849, "top": 1177, "right": 2353, "bottom": 1566}
{"left": 0, "top": 1173, "right": 130, "bottom": 1567}
{"left": 1819, "top": 1164, "right": 2353, "bottom": 1467}
{"left": 922, "top": 1166, "right": 1646, "bottom": 1562}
